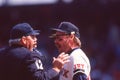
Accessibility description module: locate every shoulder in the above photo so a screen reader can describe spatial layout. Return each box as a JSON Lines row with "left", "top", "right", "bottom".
{"left": 0, "top": 47, "right": 7, "bottom": 57}
{"left": 70, "top": 48, "right": 85, "bottom": 56}
{"left": 0, "top": 46, "right": 9, "bottom": 55}
{"left": 71, "top": 48, "right": 90, "bottom": 62}
{"left": 3, "top": 46, "right": 32, "bottom": 60}
{"left": 10, "top": 46, "right": 31, "bottom": 54}
{"left": 0, "top": 47, "right": 6, "bottom": 53}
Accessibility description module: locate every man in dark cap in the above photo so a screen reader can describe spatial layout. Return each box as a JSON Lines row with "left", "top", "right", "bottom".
{"left": 0, "top": 23, "right": 70, "bottom": 80}
{"left": 50, "top": 21, "right": 91, "bottom": 80}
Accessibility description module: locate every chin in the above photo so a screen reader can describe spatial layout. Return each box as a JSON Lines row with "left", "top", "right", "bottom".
{"left": 34, "top": 45, "right": 37, "bottom": 48}
{"left": 58, "top": 50, "right": 64, "bottom": 53}
{"left": 58, "top": 49, "right": 61, "bottom": 53}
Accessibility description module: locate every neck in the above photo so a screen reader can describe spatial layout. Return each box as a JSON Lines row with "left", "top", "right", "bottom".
{"left": 71, "top": 46, "right": 79, "bottom": 50}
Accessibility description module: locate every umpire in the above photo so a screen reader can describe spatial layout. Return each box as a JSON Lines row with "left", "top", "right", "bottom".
{"left": 0, "top": 23, "right": 69, "bottom": 80}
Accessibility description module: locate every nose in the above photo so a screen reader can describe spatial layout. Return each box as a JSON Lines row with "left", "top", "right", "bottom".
{"left": 32, "top": 36, "right": 37, "bottom": 42}
{"left": 34, "top": 37, "right": 37, "bottom": 41}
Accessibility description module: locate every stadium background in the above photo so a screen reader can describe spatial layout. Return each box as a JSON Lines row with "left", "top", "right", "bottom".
{"left": 0, "top": 0, "right": 120, "bottom": 80}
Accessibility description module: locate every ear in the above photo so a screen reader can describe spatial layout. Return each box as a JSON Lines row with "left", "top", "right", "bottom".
{"left": 21, "top": 36, "right": 26, "bottom": 45}
{"left": 70, "top": 34, "right": 75, "bottom": 40}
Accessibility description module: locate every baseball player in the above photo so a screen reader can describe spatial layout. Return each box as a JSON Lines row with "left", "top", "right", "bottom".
{"left": 50, "top": 21, "right": 91, "bottom": 80}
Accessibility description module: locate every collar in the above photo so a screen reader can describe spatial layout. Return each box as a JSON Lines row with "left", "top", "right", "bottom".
{"left": 67, "top": 47, "right": 80, "bottom": 55}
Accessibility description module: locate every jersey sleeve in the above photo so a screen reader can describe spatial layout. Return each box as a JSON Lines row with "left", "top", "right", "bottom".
{"left": 73, "top": 72, "right": 87, "bottom": 80}
{"left": 70, "top": 49, "right": 91, "bottom": 80}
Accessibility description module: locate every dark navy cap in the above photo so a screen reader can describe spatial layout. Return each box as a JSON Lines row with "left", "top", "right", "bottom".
{"left": 50, "top": 22, "right": 80, "bottom": 38}
{"left": 10, "top": 23, "right": 40, "bottom": 39}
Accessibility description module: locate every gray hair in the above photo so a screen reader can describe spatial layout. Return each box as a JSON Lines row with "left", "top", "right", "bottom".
{"left": 73, "top": 37, "right": 81, "bottom": 47}
{"left": 9, "top": 38, "right": 21, "bottom": 46}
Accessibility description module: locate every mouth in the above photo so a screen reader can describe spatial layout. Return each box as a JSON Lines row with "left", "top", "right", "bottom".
{"left": 34, "top": 42, "right": 37, "bottom": 45}
{"left": 55, "top": 44, "right": 61, "bottom": 49}
{"left": 55, "top": 44, "right": 63, "bottom": 52}
{"left": 33, "top": 43, "right": 37, "bottom": 47}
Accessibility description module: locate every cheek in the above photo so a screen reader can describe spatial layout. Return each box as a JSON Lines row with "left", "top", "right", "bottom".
{"left": 26, "top": 40, "right": 31, "bottom": 46}
{"left": 27, "top": 39, "right": 33, "bottom": 46}
{"left": 60, "top": 41, "right": 68, "bottom": 48}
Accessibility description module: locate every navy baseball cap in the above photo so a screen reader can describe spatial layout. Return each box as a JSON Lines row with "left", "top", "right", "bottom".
{"left": 50, "top": 21, "right": 80, "bottom": 38}
{"left": 10, "top": 23, "right": 40, "bottom": 39}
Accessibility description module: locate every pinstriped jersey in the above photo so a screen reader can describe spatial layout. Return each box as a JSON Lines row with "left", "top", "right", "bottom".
{"left": 59, "top": 48, "right": 91, "bottom": 80}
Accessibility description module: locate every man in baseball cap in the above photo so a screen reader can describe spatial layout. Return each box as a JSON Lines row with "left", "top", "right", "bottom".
{"left": 50, "top": 21, "right": 91, "bottom": 80}
{"left": 10, "top": 23, "right": 40, "bottom": 39}
{"left": 9, "top": 23, "right": 40, "bottom": 50}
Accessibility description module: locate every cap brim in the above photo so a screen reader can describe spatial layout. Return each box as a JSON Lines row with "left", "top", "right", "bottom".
{"left": 49, "top": 34, "right": 57, "bottom": 38}
{"left": 51, "top": 28, "right": 67, "bottom": 33}
{"left": 49, "top": 28, "right": 66, "bottom": 38}
{"left": 30, "top": 30, "right": 40, "bottom": 36}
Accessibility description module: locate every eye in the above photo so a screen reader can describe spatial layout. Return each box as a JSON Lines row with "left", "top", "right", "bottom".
{"left": 57, "top": 38, "right": 63, "bottom": 41}
{"left": 30, "top": 35, "right": 36, "bottom": 39}
{"left": 54, "top": 37, "right": 63, "bottom": 41}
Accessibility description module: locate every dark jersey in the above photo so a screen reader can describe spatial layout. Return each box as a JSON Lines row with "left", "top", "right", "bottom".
{"left": 0, "top": 45, "right": 58, "bottom": 80}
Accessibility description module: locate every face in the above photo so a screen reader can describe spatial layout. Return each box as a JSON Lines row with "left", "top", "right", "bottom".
{"left": 54, "top": 32, "right": 71, "bottom": 53}
{"left": 22, "top": 35, "right": 37, "bottom": 51}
